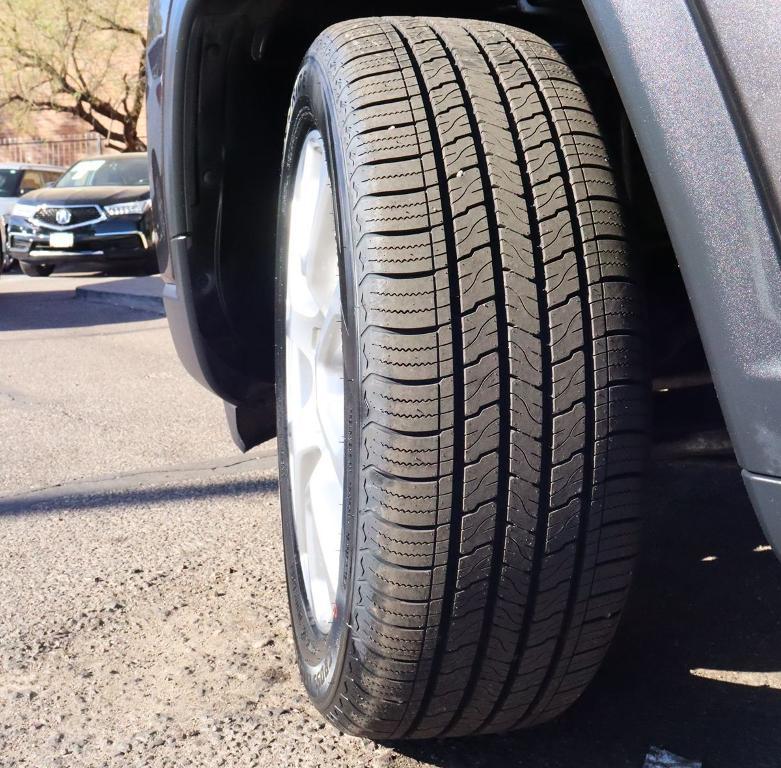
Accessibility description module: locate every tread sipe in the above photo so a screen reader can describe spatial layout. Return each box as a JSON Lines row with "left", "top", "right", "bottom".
{"left": 305, "top": 16, "right": 647, "bottom": 739}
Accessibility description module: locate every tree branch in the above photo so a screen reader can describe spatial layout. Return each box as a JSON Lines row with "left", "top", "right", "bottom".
{"left": 0, "top": 0, "right": 148, "bottom": 152}
{"left": 93, "top": 13, "right": 147, "bottom": 48}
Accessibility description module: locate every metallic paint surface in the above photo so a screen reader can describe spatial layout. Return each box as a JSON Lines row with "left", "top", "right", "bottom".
{"left": 702, "top": 0, "right": 781, "bottom": 244}
{"left": 583, "top": 0, "right": 781, "bottom": 481}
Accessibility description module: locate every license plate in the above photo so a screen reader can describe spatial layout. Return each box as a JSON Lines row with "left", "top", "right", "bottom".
{"left": 49, "top": 232, "right": 74, "bottom": 249}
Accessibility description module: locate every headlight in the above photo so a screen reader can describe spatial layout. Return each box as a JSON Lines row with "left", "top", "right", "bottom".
{"left": 104, "top": 199, "right": 152, "bottom": 217}
{"left": 11, "top": 203, "right": 39, "bottom": 220}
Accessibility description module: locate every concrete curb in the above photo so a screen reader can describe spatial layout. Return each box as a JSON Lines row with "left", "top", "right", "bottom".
{"left": 75, "top": 277, "right": 165, "bottom": 315}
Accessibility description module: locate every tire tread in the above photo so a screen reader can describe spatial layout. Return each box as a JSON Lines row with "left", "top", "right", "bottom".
{"left": 307, "top": 16, "right": 647, "bottom": 739}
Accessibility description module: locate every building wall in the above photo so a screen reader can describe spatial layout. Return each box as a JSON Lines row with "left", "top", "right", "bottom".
{"left": 0, "top": 106, "right": 149, "bottom": 166}
{"left": 0, "top": 111, "right": 86, "bottom": 141}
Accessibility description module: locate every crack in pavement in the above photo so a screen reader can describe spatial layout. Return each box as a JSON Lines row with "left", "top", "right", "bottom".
{"left": 0, "top": 324, "right": 165, "bottom": 343}
{"left": 0, "top": 449, "right": 279, "bottom": 514}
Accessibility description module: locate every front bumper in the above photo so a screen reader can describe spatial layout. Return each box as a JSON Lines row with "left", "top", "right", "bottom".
{"left": 7, "top": 215, "right": 153, "bottom": 266}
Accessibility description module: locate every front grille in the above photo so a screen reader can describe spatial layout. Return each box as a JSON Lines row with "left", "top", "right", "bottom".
{"left": 33, "top": 206, "right": 102, "bottom": 228}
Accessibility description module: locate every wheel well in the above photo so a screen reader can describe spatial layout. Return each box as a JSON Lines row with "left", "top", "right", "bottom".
{"left": 182, "top": 0, "right": 715, "bottom": 439}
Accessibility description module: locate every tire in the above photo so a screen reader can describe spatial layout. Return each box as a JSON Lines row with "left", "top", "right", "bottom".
{"left": 276, "top": 17, "right": 648, "bottom": 740}
{"left": 19, "top": 262, "right": 54, "bottom": 277}
{"left": 143, "top": 258, "right": 160, "bottom": 276}
{"left": 135, "top": 257, "right": 160, "bottom": 276}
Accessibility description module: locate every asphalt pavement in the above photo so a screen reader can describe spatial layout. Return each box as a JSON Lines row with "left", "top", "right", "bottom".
{"left": 1, "top": 272, "right": 780, "bottom": 767}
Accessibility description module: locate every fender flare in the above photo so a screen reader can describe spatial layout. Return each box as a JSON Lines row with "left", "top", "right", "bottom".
{"left": 585, "top": 0, "right": 781, "bottom": 554}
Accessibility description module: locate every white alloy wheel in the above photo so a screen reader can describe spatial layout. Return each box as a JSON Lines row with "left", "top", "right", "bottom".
{"left": 285, "top": 130, "right": 345, "bottom": 634}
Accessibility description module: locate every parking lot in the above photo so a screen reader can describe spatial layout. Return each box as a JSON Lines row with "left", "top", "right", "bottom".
{"left": 1, "top": 273, "right": 781, "bottom": 768}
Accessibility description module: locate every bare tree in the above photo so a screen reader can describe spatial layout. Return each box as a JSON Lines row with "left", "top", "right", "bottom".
{"left": 0, "top": 0, "right": 147, "bottom": 151}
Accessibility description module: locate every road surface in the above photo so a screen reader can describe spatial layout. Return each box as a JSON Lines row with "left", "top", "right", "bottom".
{"left": 1, "top": 273, "right": 780, "bottom": 767}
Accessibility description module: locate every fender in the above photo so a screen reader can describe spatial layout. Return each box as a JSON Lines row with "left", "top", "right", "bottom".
{"left": 582, "top": 0, "right": 781, "bottom": 551}
{"left": 148, "top": 0, "right": 281, "bottom": 409}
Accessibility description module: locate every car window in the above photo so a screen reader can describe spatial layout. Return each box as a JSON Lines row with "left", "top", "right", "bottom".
{"left": 43, "top": 171, "right": 62, "bottom": 186}
{"left": 0, "top": 169, "right": 21, "bottom": 198}
{"left": 57, "top": 156, "right": 149, "bottom": 188}
{"left": 19, "top": 170, "right": 44, "bottom": 195}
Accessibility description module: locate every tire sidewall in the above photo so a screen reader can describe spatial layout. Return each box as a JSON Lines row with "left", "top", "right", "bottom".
{"left": 275, "top": 55, "right": 360, "bottom": 711}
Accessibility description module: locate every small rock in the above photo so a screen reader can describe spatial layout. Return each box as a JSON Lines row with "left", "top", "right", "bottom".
{"left": 113, "top": 741, "right": 131, "bottom": 756}
{"left": 47, "top": 732, "right": 64, "bottom": 749}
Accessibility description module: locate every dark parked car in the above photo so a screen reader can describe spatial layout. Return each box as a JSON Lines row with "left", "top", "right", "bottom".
{"left": 148, "top": 0, "right": 781, "bottom": 741}
{"left": 4, "top": 153, "right": 156, "bottom": 277}
{"left": 0, "top": 163, "right": 65, "bottom": 272}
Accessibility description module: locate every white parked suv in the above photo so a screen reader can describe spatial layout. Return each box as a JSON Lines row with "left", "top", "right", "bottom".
{"left": 0, "top": 163, "right": 64, "bottom": 271}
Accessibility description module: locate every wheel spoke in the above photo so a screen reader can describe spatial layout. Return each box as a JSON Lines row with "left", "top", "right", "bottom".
{"left": 316, "top": 283, "right": 345, "bottom": 479}
{"left": 287, "top": 401, "right": 321, "bottom": 552}
{"left": 304, "top": 160, "right": 339, "bottom": 315}
{"left": 287, "top": 301, "right": 320, "bottom": 365}
{"left": 320, "top": 282, "right": 342, "bottom": 348}
{"left": 304, "top": 495, "right": 335, "bottom": 626}
{"left": 308, "top": 456, "right": 343, "bottom": 593}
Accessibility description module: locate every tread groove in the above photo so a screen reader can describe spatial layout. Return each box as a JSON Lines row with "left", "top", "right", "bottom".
{"left": 469, "top": 30, "right": 554, "bottom": 733}
{"left": 389, "top": 20, "right": 468, "bottom": 739}
{"left": 434, "top": 22, "right": 512, "bottom": 737}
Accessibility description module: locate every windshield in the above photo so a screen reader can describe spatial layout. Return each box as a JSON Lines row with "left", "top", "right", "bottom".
{"left": 57, "top": 156, "right": 149, "bottom": 188}
{"left": 0, "top": 169, "right": 21, "bottom": 198}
